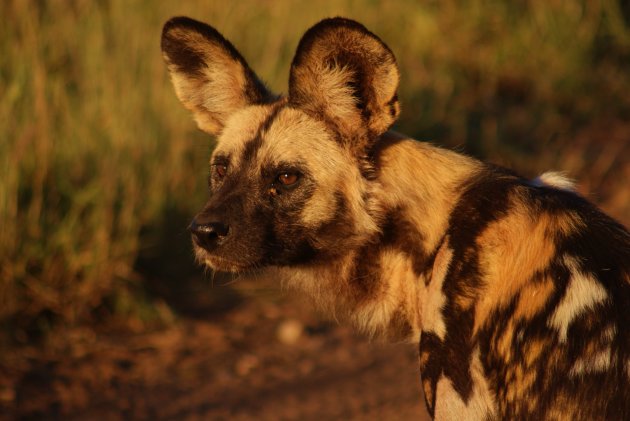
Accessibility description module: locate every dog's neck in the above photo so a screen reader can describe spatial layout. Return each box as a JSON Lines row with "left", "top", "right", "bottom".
{"left": 375, "top": 132, "right": 481, "bottom": 260}
{"left": 277, "top": 133, "right": 481, "bottom": 341}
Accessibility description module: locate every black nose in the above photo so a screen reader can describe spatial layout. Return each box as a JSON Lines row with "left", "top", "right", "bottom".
{"left": 189, "top": 219, "right": 230, "bottom": 250}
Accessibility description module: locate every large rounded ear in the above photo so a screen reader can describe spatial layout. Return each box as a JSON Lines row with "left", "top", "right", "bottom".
{"left": 289, "top": 18, "right": 400, "bottom": 150}
{"left": 161, "top": 17, "right": 275, "bottom": 135}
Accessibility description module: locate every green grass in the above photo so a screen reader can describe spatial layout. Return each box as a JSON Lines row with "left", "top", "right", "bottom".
{"left": 1, "top": 0, "right": 629, "bottom": 345}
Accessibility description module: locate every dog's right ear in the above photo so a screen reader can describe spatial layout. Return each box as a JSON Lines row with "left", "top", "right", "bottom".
{"left": 161, "top": 17, "right": 275, "bottom": 135}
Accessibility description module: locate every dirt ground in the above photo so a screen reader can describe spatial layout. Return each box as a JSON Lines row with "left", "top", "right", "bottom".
{"left": 0, "top": 276, "right": 431, "bottom": 420}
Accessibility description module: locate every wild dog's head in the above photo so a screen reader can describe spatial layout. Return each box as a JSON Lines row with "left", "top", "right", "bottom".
{"left": 162, "top": 17, "right": 400, "bottom": 272}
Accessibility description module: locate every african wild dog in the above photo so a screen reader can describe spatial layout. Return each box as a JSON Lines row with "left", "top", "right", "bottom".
{"left": 161, "top": 16, "right": 630, "bottom": 420}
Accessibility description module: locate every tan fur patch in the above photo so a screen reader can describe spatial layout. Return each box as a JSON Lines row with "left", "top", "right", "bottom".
{"left": 378, "top": 135, "right": 482, "bottom": 254}
{"left": 423, "top": 377, "right": 434, "bottom": 410}
{"left": 473, "top": 205, "right": 560, "bottom": 334}
{"left": 353, "top": 249, "right": 423, "bottom": 341}
{"left": 291, "top": 63, "right": 363, "bottom": 135}
{"left": 523, "top": 338, "right": 546, "bottom": 368}
{"left": 513, "top": 275, "right": 555, "bottom": 320}
{"left": 496, "top": 319, "right": 516, "bottom": 363}
{"left": 570, "top": 347, "right": 612, "bottom": 377}
{"left": 419, "top": 348, "right": 431, "bottom": 367}
{"left": 214, "top": 105, "right": 278, "bottom": 165}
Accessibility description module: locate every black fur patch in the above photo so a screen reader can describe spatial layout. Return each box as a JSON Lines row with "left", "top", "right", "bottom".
{"left": 419, "top": 332, "right": 444, "bottom": 416}
{"left": 380, "top": 208, "right": 430, "bottom": 277}
{"left": 241, "top": 103, "right": 285, "bottom": 163}
{"left": 388, "top": 307, "right": 414, "bottom": 339}
{"left": 428, "top": 167, "right": 522, "bottom": 402}
{"left": 289, "top": 17, "right": 394, "bottom": 79}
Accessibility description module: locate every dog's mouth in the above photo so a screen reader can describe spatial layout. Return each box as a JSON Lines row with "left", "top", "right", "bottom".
{"left": 193, "top": 243, "right": 260, "bottom": 273}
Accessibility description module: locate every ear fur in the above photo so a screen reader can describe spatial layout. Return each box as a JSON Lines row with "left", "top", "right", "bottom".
{"left": 161, "top": 17, "right": 275, "bottom": 135}
{"left": 289, "top": 18, "right": 400, "bottom": 150}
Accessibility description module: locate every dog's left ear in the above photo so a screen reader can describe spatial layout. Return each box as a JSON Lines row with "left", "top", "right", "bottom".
{"left": 289, "top": 18, "right": 400, "bottom": 151}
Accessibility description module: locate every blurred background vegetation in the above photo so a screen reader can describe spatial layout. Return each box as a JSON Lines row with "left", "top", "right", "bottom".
{"left": 1, "top": 0, "right": 629, "bottom": 351}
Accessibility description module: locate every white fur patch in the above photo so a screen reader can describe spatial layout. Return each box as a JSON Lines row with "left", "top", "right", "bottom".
{"left": 423, "top": 242, "right": 452, "bottom": 340}
{"left": 548, "top": 259, "right": 609, "bottom": 342}
{"left": 531, "top": 171, "right": 576, "bottom": 191}
{"left": 434, "top": 347, "right": 496, "bottom": 420}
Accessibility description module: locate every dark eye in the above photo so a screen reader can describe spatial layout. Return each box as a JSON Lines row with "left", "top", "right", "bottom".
{"left": 214, "top": 164, "right": 227, "bottom": 178}
{"left": 278, "top": 172, "right": 299, "bottom": 186}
